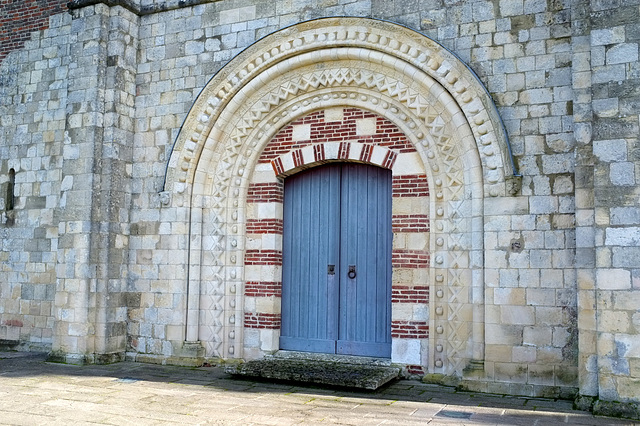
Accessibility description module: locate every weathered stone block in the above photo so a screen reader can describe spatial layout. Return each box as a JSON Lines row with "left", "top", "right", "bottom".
{"left": 605, "top": 228, "right": 640, "bottom": 247}
{"left": 486, "top": 324, "right": 524, "bottom": 345}
{"left": 528, "top": 364, "right": 555, "bottom": 385}
{"left": 591, "top": 26, "right": 625, "bottom": 46}
{"left": 512, "top": 345, "right": 536, "bottom": 363}
{"left": 494, "top": 362, "right": 528, "bottom": 383}
{"left": 594, "top": 139, "right": 628, "bottom": 162}
{"left": 599, "top": 311, "right": 631, "bottom": 333}
{"left": 501, "top": 306, "right": 535, "bottom": 325}
{"left": 606, "top": 43, "right": 639, "bottom": 65}
{"left": 494, "top": 288, "right": 525, "bottom": 305}
{"left": 523, "top": 326, "right": 551, "bottom": 346}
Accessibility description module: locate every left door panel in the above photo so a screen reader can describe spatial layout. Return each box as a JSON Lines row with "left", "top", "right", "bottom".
{"left": 280, "top": 165, "right": 341, "bottom": 353}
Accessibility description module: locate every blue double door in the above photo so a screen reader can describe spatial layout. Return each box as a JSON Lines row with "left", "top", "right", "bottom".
{"left": 280, "top": 163, "right": 392, "bottom": 358}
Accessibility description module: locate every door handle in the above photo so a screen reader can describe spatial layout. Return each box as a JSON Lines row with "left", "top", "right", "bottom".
{"left": 328, "top": 264, "right": 335, "bottom": 275}
{"left": 348, "top": 265, "right": 356, "bottom": 279}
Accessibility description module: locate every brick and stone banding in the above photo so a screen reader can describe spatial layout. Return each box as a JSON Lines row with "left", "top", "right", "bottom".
{"left": 392, "top": 175, "right": 429, "bottom": 197}
{"left": 0, "top": 0, "right": 67, "bottom": 65}
{"left": 392, "top": 214, "right": 430, "bottom": 233}
{"left": 244, "top": 250, "right": 283, "bottom": 266}
{"left": 245, "top": 219, "right": 283, "bottom": 235}
{"left": 247, "top": 182, "right": 284, "bottom": 204}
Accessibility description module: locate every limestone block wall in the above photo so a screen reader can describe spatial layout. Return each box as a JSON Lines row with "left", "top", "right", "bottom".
{"left": 0, "top": 5, "right": 70, "bottom": 350}
{"left": 1, "top": 2, "right": 137, "bottom": 361}
{"left": 570, "top": 0, "right": 640, "bottom": 413}
{"left": 589, "top": 0, "right": 640, "bottom": 408}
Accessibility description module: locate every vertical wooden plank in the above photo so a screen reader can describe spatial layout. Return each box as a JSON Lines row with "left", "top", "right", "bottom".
{"left": 339, "top": 164, "right": 357, "bottom": 345}
{"left": 297, "top": 174, "right": 310, "bottom": 337}
{"left": 356, "top": 164, "right": 371, "bottom": 343}
{"left": 324, "top": 166, "right": 341, "bottom": 342}
{"left": 364, "top": 166, "right": 377, "bottom": 343}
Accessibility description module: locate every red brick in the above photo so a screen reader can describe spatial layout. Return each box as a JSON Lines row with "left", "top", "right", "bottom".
{"left": 246, "top": 219, "right": 283, "bottom": 235}
{"left": 244, "top": 249, "right": 282, "bottom": 266}
{"left": 258, "top": 108, "right": 415, "bottom": 163}
{"left": 245, "top": 281, "right": 282, "bottom": 297}
{"left": 392, "top": 249, "right": 430, "bottom": 268}
{"left": 392, "top": 214, "right": 430, "bottom": 233}
{"left": 406, "top": 365, "right": 425, "bottom": 375}
{"left": 392, "top": 286, "right": 430, "bottom": 304}
{"left": 247, "top": 182, "right": 284, "bottom": 203}
{"left": 391, "top": 321, "right": 429, "bottom": 338}
{"left": 0, "top": 0, "right": 67, "bottom": 66}
{"left": 244, "top": 312, "right": 281, "bottom": 329}
{"left": 392, "top": 175, "right": 429, "bottom": 197}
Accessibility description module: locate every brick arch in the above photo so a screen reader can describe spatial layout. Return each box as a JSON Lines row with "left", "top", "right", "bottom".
{"left": 168, "top": 18, "right": 513, "bottom": 376}
{"left": 266, "top": 108, "right": 408, "bottom": 177}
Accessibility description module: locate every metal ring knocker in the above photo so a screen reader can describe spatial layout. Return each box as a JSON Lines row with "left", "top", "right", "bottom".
{"left": 348, "top": 265, "right": 356, "bottom": 279}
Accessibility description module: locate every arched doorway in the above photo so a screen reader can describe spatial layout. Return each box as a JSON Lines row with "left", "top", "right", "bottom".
{"left": 280, "top": 163, "right": 392, "bottom": 357}
{"left": 164, "top": 17, "right": 516, "bottom": 376}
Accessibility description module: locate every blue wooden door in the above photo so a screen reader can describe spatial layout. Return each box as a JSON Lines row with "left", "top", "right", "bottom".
{"left": 280, "top": 163, "right": 392, "bottom": 358}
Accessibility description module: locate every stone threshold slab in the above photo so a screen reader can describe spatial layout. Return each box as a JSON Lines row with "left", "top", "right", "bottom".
{"left": 226, "top": 351, "right": 400, "bottom": 390}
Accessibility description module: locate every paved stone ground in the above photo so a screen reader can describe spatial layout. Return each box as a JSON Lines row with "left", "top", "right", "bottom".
{"left": 0, "top": 352, "right": 635, "bottom": 425}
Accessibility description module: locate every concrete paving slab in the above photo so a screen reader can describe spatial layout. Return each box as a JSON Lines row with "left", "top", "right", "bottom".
{"left": 0, "top": 352, "right": 637, "bottom": 425}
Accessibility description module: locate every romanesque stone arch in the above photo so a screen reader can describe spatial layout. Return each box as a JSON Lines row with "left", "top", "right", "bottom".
{"left": 164, "top": 17, "right": 513, "bottom": 376}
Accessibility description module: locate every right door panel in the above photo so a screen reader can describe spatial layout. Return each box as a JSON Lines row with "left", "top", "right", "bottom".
{"left": 337, "top": 164, "right": 392, "bottom": 357}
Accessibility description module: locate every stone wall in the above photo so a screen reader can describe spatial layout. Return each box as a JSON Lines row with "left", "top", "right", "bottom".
{"left": 588, "top": 0, "right": 640, "bottom": 412}
{"left": 1, "top": 2, "right": 137, "bottom": 361}
{"left": 0, "top": 4, "right": 70, "bottom": 350}
{"left": 0, "top": 0, "right": 638, "bottom": 414}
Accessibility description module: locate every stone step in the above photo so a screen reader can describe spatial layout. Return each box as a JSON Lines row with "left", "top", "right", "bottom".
{"left": 0, "top": 340, "right": 19, "bottom": 351}
{"left": 226, "top": 352, "right": 400, "bottom": 390}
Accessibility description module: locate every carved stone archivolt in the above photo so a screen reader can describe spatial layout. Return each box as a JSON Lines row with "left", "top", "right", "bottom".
{"left": 166, "top": 18, "right": 511, "bottom": 375}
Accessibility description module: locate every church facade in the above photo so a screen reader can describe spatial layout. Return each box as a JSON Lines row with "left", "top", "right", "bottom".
{"left": 1, "top": 0, "right": 639, "bottom": 417}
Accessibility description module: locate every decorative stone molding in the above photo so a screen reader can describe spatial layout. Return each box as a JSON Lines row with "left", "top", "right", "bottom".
{"left": 165, "top": 18, "right": 513, "bottom": 375}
